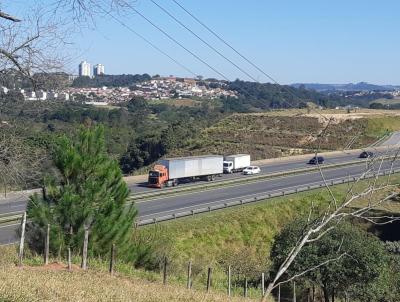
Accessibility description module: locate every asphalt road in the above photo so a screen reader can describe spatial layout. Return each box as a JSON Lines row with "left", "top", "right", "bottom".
{"left": 381, "top": 132, "right": 400, "bottom": 146}
{"left": 129, "top": 146, "right": 398, "bottom": 193}
{"left": 1, "top": 133, "right": 400, "bottom": 245}
{"left": 136, "top": 160, "right": 400, "bottom": 221}
{"left": 2, "top": 157, "right": 399, "bottom": 245}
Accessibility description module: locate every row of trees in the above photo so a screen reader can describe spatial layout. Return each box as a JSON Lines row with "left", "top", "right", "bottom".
{"left": 72, "top": 74, "right": 151, "bottom": 88}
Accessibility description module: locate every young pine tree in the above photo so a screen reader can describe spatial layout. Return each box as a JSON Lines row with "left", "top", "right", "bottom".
{"left": 27, "top": 126, "right": 137, "bottom": 258}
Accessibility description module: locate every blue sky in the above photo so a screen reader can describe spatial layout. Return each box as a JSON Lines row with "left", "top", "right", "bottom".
{"left": 5, "top": 0, "right": 400, "bottom": 84}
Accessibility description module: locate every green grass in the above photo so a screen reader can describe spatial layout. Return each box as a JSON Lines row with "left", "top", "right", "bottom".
{"left": 3, "top": 172, "right": 398, "bottom": 301}
{"left": 140, "top": 172, "right": 400, "bottom": 277}
{"left": 369, "top": 98, "right": 400, "bottom": 106}
{"left": 172, "top": 110, "right": 400, "bottom": 160}
{"left": 366, "top": 116, "right": 400, "bottom": 137}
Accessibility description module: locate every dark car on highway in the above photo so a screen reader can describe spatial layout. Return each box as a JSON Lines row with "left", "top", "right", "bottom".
{"left": 359, "top": 151, "right": 374, "bottom": 158}
{"left": 308, "top": 156, "right": 325, "bottom": 165}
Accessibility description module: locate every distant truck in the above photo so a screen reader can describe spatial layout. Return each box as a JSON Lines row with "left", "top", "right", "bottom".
{"left": 148, "top": 155, "right": 223, "bottom": 188}
{"left": 223, "top": 154, "right": 251, "bottom": 173}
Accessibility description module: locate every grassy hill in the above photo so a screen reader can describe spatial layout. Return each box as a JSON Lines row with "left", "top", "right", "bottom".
{"left": 170, "top": 109, "right": 400, "bottom": 160}
{"left": 0, "top": 246, "right": 251, "bottom": 302}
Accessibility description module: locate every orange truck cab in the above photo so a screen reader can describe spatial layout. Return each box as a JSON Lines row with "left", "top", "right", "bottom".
{"left": 148, "top": 165, "right": 169, "bottom": 188}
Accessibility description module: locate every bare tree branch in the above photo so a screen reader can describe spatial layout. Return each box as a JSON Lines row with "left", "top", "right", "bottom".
{"left": 0, "top": 11, "right": 21, "bottom": 22}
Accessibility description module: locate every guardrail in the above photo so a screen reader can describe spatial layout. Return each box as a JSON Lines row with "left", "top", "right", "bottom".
{"left": 1, "top": 164, "right": 399, "bottom": 228}
{"left": 136, "top": 168, "right": 400, "bottom": 226}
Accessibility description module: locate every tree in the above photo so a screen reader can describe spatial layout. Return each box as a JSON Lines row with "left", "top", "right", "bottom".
{"left": 270, "top": 220, "right": 387, "bottom": 301}
{"left": 262, "top": 154, "right": 400, "bottom": 301}
{"left": 120, "top": 134, "right": 166, "bottom": 174}
{"left": 27, "top": 126, "right": 137, "bottom": 258}
{"left": 0, "top": 124, "right": 45, "bottom": 196}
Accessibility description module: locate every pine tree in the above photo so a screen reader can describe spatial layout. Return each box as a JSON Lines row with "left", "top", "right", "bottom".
{"left": 27, "top": 126, "right": 137, "bottom": 258}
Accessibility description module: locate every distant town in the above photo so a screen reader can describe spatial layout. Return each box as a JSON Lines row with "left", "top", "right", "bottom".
{"left": 0, "top": 60, "right": 238, "bottom": 104}
{"left": 1, "top": 60, "right": 399, "bottom": 106}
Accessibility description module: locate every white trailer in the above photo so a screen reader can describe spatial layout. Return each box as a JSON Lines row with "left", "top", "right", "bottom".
{"left": 151, "top": 155, "right": 223, "bottom": 187}
{"left": 223, "top": 154, "right": 251, "bottom": 173}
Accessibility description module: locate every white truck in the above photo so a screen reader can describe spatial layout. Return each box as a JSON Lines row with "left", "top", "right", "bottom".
{"left": 148, "top": 155, "right": 223, "bottom": 188}
{"left": 223, "top": 154, "right": 251, "bottom": 173}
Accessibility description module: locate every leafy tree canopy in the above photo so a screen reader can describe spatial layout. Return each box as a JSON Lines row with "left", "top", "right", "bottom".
{"left": 270, "top": 219, "right": 387, "bottom": 302}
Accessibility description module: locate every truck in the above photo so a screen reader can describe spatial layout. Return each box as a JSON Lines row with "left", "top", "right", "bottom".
{"left": 223, "top": 154, "right": 251, "bottom": 173}
{"left": 148, "top": 155, "right": 223, "bottom": 188}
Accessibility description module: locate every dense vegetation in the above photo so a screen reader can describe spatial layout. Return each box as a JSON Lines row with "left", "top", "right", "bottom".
{"left": 225, "top": 80, "right": 347, "bottom": 111}
{"left": 72, "top": 74, "right": 151, "bottom": 88}
{"left": 0, "top": 93, "right": 222, "bottom": 190}
{"left": 27, "top": 127, "right": 137, "bottom": 259}
{"left": 1, "top": 78, "right": 397, "bottom": 192}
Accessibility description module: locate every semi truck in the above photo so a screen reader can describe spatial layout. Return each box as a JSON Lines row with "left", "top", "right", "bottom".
{"left": 223, "top": 154, "right": 251, "bottom": 173}
{"left": 148, "top": 155, "right": 223, "bottom": 188}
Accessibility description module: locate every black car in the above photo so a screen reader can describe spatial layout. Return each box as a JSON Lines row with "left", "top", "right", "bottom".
{"left": 359, "top": 151, "right": 374, "bottom": 158}
{"left": 308, "top": 156, "right": 325, "bottom": 165}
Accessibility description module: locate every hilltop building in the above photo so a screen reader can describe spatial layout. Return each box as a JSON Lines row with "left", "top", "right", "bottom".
{"left": 93, "top": 64, "right": 105, "bottom": 76}
{"left": 79, "top": 61, "right": 91, "bottom": 77}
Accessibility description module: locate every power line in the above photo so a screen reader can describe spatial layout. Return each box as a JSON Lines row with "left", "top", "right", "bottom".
{"left": 150, "top": 0, "right": 259, "bottom": 82}
{"left": 123, "top": 2, "right": 230, "bottom": 81}
{"left": 96, "top": 5, "right": 198, "bottom": 77}
{"left": 171, "top": 0, "right": 331, "bottom": 122}
{"left": 171, "top": 0, "right": 281, "bottom": 85}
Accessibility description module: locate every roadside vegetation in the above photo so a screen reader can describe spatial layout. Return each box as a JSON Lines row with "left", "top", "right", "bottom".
{"left": 0, "top": 247, "right": 249, "bottom": 302}
{"left": 2, "top": 172, "right": 400, "bottom": 301}
{"left": 2, "top": 86, "right": 400, "bottom": 194}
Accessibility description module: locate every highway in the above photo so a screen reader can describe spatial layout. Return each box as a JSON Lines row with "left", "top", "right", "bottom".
{"left": 1, "top": 133, "right": 399, "bottom": 245}
{"left": 136, "top": 159, "right": 399, "bottom": 222}
{"left": 129, "top": 145, "right": 398, "bottom": 194}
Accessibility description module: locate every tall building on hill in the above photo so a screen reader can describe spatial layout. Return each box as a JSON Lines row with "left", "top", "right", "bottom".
{"left": 93, "top": 64, "right": 105, "bottom": 76}
{"left": 79, "top": 61, "right": 91, "bottom": 77}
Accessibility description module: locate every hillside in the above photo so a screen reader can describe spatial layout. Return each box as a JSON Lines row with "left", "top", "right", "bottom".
{"left": 0, "top": 246, "right": 250, "bottom": 302}
{"left": 169, "top": 109, "right": 400, "bottom": 160}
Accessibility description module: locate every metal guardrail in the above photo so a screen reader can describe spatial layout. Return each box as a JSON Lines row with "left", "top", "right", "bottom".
{"left": 128, "top": 158, "right": 375, "bottom": 202}
{"left": 136, "top": 168, "right": 400, "bottom": 226}
{"left": 1, "top": 166, "right": 399, "bottom": 228}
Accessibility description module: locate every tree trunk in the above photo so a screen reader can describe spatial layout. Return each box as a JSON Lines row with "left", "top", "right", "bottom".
{"left": 331, "top": 288, "right": 335, "bottom": 302}
{"left": 323, "top": 287, "right": 330, "bottom": 302}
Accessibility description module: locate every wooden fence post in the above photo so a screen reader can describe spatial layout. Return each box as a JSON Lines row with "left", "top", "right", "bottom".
{"left": 278, "top": 284, "right": 281, "bottom": 302}
{"left": 227, "top": 266, "right": 231, "bottom": 297}
{"left": 81, "top": 227, "right": 89, "bottom": 270}
{"left": 243, "top": 277, "right": 248, "bottom": 297}
{"left": 67, "top": 247, "right": 72, "bottom": 271}
{"left": 109, "top": 243, "right": 116, "bottom": 276}
{"left": 162, "top": 256, "right": 167, "bottom": 285}
{"left": 261, "top": 272, "right": 265, "bottom": 296}
{"left": 44, "top": 223, "right": 50, "bottom": 265}
{"left": 186, "top": 261, "right": 192, "bottom": 289}
{"left": 206, "top": 267, "right": 212, "bottom": 292}
{"left": 18, "top": 212, "right": 27, "bottom": 267}
{"left": 293, "top": 281, "right": 296, "bottom": 302}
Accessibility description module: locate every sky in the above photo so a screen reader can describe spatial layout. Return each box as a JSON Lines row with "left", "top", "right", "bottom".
{"left": 5, "top": 0, "right": 400, "bottom": 84}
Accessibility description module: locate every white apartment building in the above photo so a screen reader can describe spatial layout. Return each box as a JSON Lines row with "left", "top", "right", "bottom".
{"left": 93, "top": 64, "right": 105, "bottom": 76}
{"left": 79, "top": 61, "right": 91, "bottom": 77}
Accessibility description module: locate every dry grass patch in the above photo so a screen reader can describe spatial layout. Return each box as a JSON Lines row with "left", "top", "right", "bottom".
{"left": 0, "top": 247, "right": 252, "bottom": 302}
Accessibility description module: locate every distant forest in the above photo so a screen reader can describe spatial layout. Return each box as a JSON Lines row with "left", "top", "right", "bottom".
{"left": 72, "top": 74, "right": 151, "bottom": 88}
{"left": 223, "top": 80, "right": 373, "bottom": 112}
